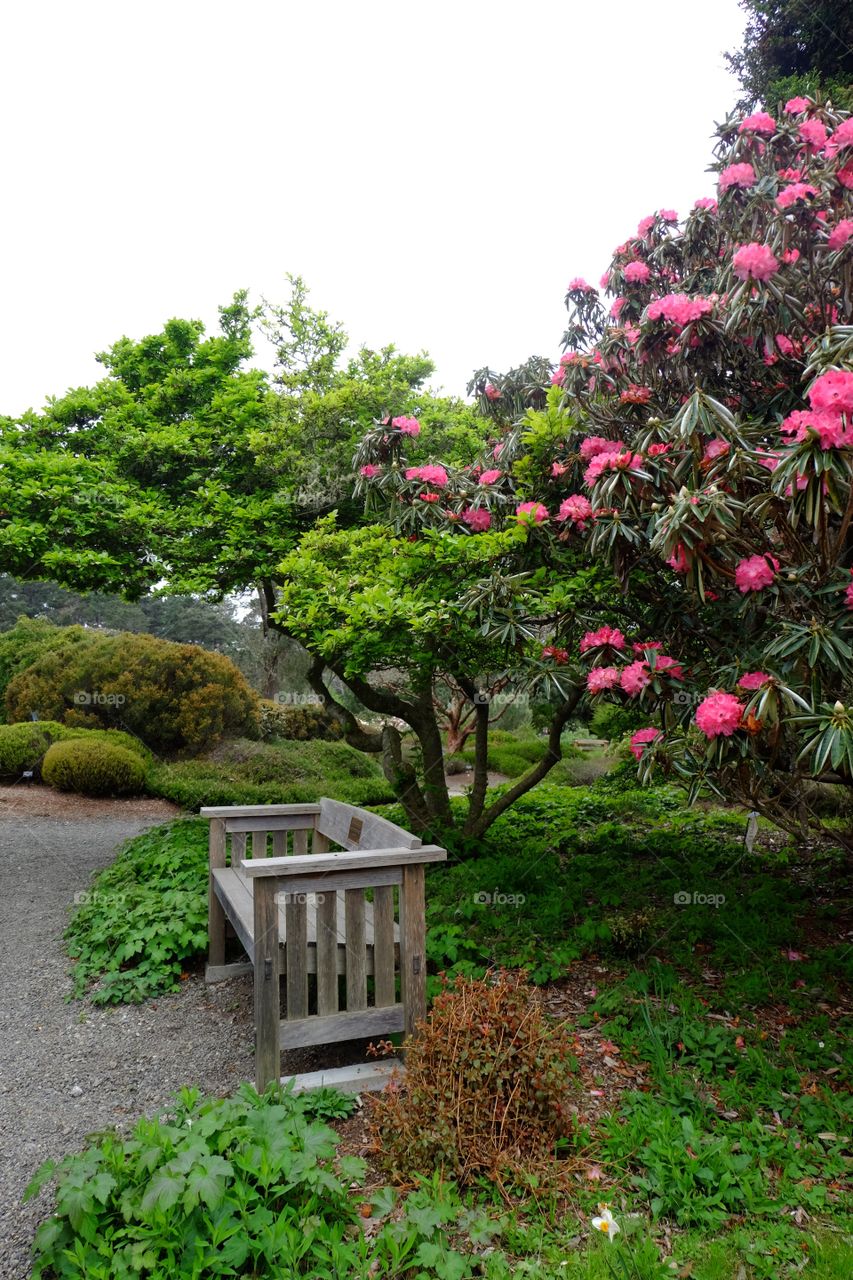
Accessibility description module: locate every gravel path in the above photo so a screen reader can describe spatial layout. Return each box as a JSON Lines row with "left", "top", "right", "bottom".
{"left": 0, "top": 787, "right": 358, "bottom": 1278}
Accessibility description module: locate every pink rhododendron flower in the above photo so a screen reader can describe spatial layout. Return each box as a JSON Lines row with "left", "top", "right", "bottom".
{"left": 484, "top": 383, "right": 501, "bottom": 400}
{"left": 568, "top": 277, "right": 596, "bottom": 292}
{"left": 551, "top": 462, "right": 568, "bottom": 478}
{"left": 799, "top": 119, "right": 827, "bottom": 150}
{"left": 599, "top": 272, "right": 610, "bottom": 289}
{"left": 360, "top": 464, "right": 382, "bottom": 478}
{"left": 557, "top": 493, "right": 594, "bottom": 527}
{"left": 703, "top": 438, "right": 730, "bottom": 462}
{"left": 610, "top": 297, "right": 627, "bottom": 321}
{"left": 660, "top": 209, "right": 678, "bottom": 222}
{"left": 515, "top": 501, "right": 549, "bottom": 524}
{"left": 620, "top": 384, "right": 651, "bottom": 404}
{"left": 838, "top": 164, "right": 853, "bottom": 190}
{"left": 584, "top": 450, "right": 643, "bottom": 488}
{"left": 646, "top": 293, "right": 714, "bottom": 325}
{"left": 633, "top": 641, "right": 663, "bottom": 655}
{"left": 579, "top": 626, "right": 626, "bottom": 654}
{"left": 624, "top": 261, "right": 651, "bottom": 284}
{"left": 419, "top": 492, "right": 440, "bottom": 503}
{"left": 732, "top": 243, "right": 779, "bottom": 281}
{"left": 621, "top": 660, "right": 651, "bottom": 696}
{"left": 479, "top": 468, "right": 502, "bottom": 485}
{"left": 827, "top": 118, "right": 853, "bottom": 156}
{"left": 462, "top": 506, "right": 491, "bottom": 532}
{"left": 630, "top": 727, "right": 662, "bottom": 760}
{"left": 808, "top": 370, "right": 853, "bottom": 414}
{"left": 637, "top": 214, "right": 656, "bottom": 237}
{"left": 719, "top": 162, "right": 756, "bottom": 191}
{"left": 777, "top": 182, "right": 819, "bottom": 209}
{"left": 784, "top": 96, "right": 811, "bottom": 114}
{"left": 828, "top": 218, "right": 853, "bottom": 250}
{"left": 846, "top": 571, "right": 853, "bottom": 610}
{"left": 653, "top": 655, "right": 685, "bottom": 679}
{"left": 647, "top": 442, "right": 670, "bottom": 457}
{"left": 735, "top": 554, "right": 779, "bottom": 593}
{"left": 737, "top": 671, "right": 771, "bottom": 690}
{"left": 550, "top": 367, "right": 566, "bottom": 386}
{"left": 695, "top": 691, "right": 744, "bottom": 738}
{"left": 406, "top": 464, "right": 448, "bottom": 487}
{"left": 667, "top": 544, "right": 691, "bottom": 573}
{"left": 776, "top": 334, "right": 796, "bottom": 356}
{"left": 391, "top": 415, "right": 421, "bottom": 436}
{"left": 694, "top": 196, "right": 718, "bottom": 212}
{"left": 579, "top": 436, "right": 624, "bottom": 461}
{"left": 739, "top": 111, "right": 776, "bottom": 136}
{"left": 780, "top": 409, "right": 853, "bottom": 448}
{"left": 781, "top": 248, "right": 800, "bottom": 263}
{"left": 587, "top": 666, "right": 621, "bottom": 694}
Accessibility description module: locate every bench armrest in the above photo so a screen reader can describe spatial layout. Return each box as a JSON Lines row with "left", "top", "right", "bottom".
{"left": 240, "top": 845, "right": 447, "bottom": 877}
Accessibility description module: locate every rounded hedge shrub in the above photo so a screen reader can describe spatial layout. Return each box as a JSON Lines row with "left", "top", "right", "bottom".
{"left": 42, "top": 739, "right": 147, "bottom": 797}
{"left": 0, "top": 720, "right": 69, "bottom": 780}
{"left": 257, "top": 697, "right": 343, "bottom": 741}
{"left": 6, "top": 630, "right": 259, "bottom": 755}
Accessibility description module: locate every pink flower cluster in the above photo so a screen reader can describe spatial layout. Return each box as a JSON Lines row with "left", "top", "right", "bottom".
{"left": 737, "top": 671, "right": 771, "bottom": 690}
{"left": 567, "top": 277, "right": 596, "bottom": 293}
{"left": 784, "top": 96, "right": 811, "bottom": 114}
{"left": 732, "top": 243, "right": 779, "bottom": 282}
{"left": 630, "top": 727, "right": 662, "bottom": 760}
{"left": 623, "top": 261, "right": 651, "bottom": 284}
{"left": 695, "top": 691, "right": 744, "bottom": 739}
{"left": 479, "top": 468, "right": 502, "bottom": 485}
{"left": 391, "top": 416, "right": 421, "bottom": 436}
{"left": 828, "top": 219, "right": 853, "bottom": 250}
{"left": 584, "top": 449, "right": 643, "bottom": 488}
{"left": 646, "top": 293, "right": 714, "bottom": 325}
{"left": 462, "top": 507, "right": 491, "bottom": 532}
{"left": 694, "top": 196, "right": 718, "bottom": 212}
{"left": 739, "top": 111, "right": 776, "bottom": 136}
{"left": 360, "top": 464, "right": 382, "bottom": 478}
{"left": 735, "top": 554, "right": 779, "bottom": 593}
{"left": 780, "top": 409, "right": 853, "bottom": 449}
{"left": 580, "top": 436, "right": 624, "bottom": 461}
{"left": 557, "top": 493, "right": 594, "bottom": 527}
{"left": 777, "top": 182, "right": 819, "bottom": 209}
{"left": 799, "top": 119, "right": 827, "bottom": 151}
{"left": 579, "top": 626, "right": 626, "bottom": 654}
{"left": 808, "top": 369, "right": 853, "bottom": 415}
{"left": 484, "top": 383, "right": 502, "bottom": 401}
{"left": 405, "top": 464, "right": 448, "bottom": 487}
{"left": 826, "top": 118, "right": 853, "bottom": 157}
{"left": 587, "top": 666, "right": 620, "bottom": 694}
{"left": 515, "top": 501, "right": 549, "bottom": 524}
{"left": 719, "top": 162, "right": 756, "bottom": 191}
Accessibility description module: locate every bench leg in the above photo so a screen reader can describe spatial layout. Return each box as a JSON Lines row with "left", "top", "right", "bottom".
{"left": 208, "top": 819, "right": 227, "bottom": 968}
{"left": 400, "top": 864, "right": 426, "bottom": 1040}
{"left": 253, "top": 878, "right": 281, "bottom": 1092}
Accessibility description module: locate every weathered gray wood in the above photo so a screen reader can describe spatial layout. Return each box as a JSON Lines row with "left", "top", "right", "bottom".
{"left": 400, "top": 864, "right": 427, "bottom": 1038}
{"left": 205, "top": 961, "right": 254, "bottom": 983}
{"left": 242, "top": 845, "right": 446, "bottom": 877}
{"left": 252, "top": 829, "right": 268, "bottom": 861}
{"left": 292, "top": 828, "right": 308, "bottom": 856}
{"left": 253, "top": 878, "right": 281, "bottom": 1091}
{"left": 373, "top": 884, "right": 396, "bottom": 1007}
{"left": 272, "top": 829, "right": 287, "bottom": 858}
{"left": 208, "top": 818, "right": 227, "bottom": 968}
{"left": 230, "top": 830, "right": 246, "bottom": 868}
{"left": 317, "top": 798, "right": 422, "bottom": 851}
{"left": 213, "top": 870, "right": 256, "bottom": 962}
{"left": 315, "top": 890, "right": 338, "bottom": 1015}
{"left": 260, "top": 867, "right": 403, "bottom": 896}
{"left": 285, "top": 893, "right": 308, "bottom": 1019}
{"left": 280, "top": 1004, "right": 404, "bottom": 1049}
{"left": 201, "top": 803, "right": 321, "bottom": 818}
{"left": 283, "top": 1058, "right": 404, "bottom": 1094}
{"left": 225, "top": 815, "right": 316, "bottom": 833}
{"left": 312, "top": 830, "right": 330, "bottom": 855}
{"left": 345, "top": 889, "right": 367, "bottom": 1011}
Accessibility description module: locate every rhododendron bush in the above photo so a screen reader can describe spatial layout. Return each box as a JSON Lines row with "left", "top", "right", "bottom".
{"left": 356, "top": 104, "right": 853, "bottom": 849}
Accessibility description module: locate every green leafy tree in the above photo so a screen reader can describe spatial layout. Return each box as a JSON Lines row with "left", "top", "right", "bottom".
{"left": 726, "top": 1, "right": 853, "bottom": 111}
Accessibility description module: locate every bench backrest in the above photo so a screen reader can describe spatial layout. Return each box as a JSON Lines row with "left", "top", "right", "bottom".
{"left": 316, "top": 798, "right": 421, "bottom": 852}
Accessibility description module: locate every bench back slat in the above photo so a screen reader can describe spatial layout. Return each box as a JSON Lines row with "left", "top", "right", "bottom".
{"left": 317, "top": 798, "right": 421, "bottom": 852}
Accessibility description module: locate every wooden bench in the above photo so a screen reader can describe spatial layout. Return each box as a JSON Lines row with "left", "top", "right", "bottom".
{"left": 201, "top": 798, "right": 446, "bottom": 1091}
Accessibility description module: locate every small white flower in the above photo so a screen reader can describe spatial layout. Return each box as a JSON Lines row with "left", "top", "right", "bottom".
{"left": 591, "top": 1205, "right": 620, "bottom": 1240}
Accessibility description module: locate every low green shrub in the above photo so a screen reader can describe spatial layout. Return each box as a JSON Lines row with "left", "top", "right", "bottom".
{"left": 43, "top": 738, "right": 147, "bottom": 797}
{"left": 0, "top": 720, "right": 69, "bottom": 780}
{"left": 66, "top": 818, "right": 209, "bottom": 1003}
{"left": 147, "top": 737, "right": 395, "bottom": 810}
{"left": 257, "top": 696, "right": 343, "bottom": 740}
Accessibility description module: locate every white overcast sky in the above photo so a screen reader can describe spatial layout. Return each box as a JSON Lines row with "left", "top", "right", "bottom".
{"left": 1, "top": 0, "right": 746, "bottom": 415}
